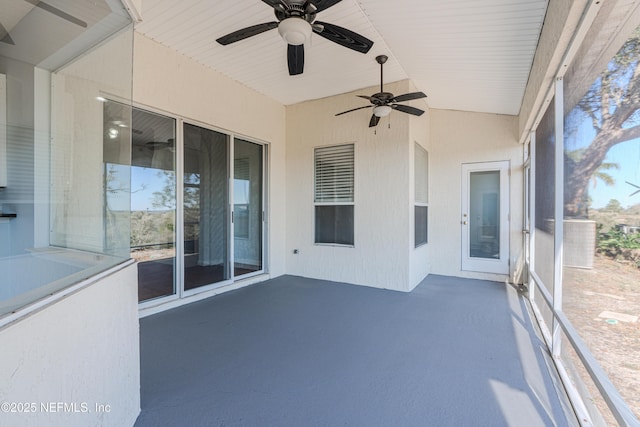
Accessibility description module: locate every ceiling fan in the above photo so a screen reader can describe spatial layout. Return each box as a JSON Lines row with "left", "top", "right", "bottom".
{"left": 1, "top": 0, "right": 87, "bottom": 45}
{"left": 216, "top": 0, "right": 373, "bottom": 76}
{"left": 336, "top": 55, "right": 427, "bottom": 128}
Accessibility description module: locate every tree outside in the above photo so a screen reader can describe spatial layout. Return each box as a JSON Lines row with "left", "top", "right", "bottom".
{"left": 564, "top": 26, "right": 640, "bottom": 217}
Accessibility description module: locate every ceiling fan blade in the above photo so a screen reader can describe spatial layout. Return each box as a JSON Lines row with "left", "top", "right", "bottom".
{"left": 335, "top": 105, "right": 372, "bottom": 116}
{"left": 357, "top": 95, "right": 377, "bottom": 102}
{"left": 390, "top": 91, "right": 427, "bottom": 103}
{"left": 24, "top": 0, "right": 87, "bottom": 28}
{"left": 313, "top": 21, "right": 373, "bottom": 54}
{"left": 369, "top": 114, "right": 380, "bottom": 128}
{"left": 392, "top": 104, "right": 425, "bottom": 116}
{"left": 0, "top": 22, "right": 15, "bottom": 45}
{"left": 288, "top": 44, "right": 304, "bottom": 75}
{"left": 216, "top": 22, "right": 279, "bottom": 45}
{"left": 312, "top": 0, "right": 343, "bottom": 12}
{"left": 263, "top": 0, "right": 290, "bottom": 13}
{"left": 262, "top": 0, "right": 288, "bottom": 10}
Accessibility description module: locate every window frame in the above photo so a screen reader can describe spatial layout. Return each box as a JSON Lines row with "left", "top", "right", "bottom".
{"left": 414, "top": 142, "right": 429, "bottom": 248}
{"left": 313, "top": 143, "right": 355, "bottom": 247}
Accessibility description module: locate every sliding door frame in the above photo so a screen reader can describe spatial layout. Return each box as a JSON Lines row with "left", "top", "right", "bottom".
{"left": 181, "top": 119, "right": 232, "bottom": 297}
{"left": 134, "top": 103, "right": 269, "bottom": 309}
{"left": 230, "top": 134, "right": 267, "bottom": 281}
{"left": 132, "top": 103, "right": 180, "bottom": 310}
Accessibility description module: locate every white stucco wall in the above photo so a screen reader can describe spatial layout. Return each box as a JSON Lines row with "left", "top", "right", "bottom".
{"left": 133, "top": 33, "right": 287, "bottom": 278}
{"left": 429, "top": 109, "right": 523, "bottom": 282}
{"left": 286, "top": 80, "right": 420, "bottom": 291}
{"left": 0, "top": 262, "right": 140, "bottom": 427}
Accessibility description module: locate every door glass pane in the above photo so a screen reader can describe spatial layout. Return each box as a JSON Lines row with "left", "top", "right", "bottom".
{"left": 130, "top": 108, "right": 176, "bottom": 302}
{"left": 469, "top": 170, "right": 500, "bottom": 259}
{"left": 184, "top": 123, "right": 229, "bottom": 289}
{"left": 234, "top": 139, "right": 263, "bottom": 276}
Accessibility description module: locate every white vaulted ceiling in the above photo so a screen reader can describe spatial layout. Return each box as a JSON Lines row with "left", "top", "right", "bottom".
{"left": 136, "top": 0, "right": 548, "bottom": 115}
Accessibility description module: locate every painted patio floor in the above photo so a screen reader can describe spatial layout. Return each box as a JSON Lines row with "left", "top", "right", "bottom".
{"left": 135, "top": 274, "right": 576, "bottom": 427}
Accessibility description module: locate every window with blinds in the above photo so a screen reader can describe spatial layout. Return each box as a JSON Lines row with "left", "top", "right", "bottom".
{"left": 234, "top": 158, "right": 250, "bottom": 238}
{"left": 314, "top": 144, "right": 354, "bottom": 203}
{"left": 314, "top": 144, "right": 355, "bottom": 245}
{"left": 415, "top": 143, "right": 429, "bottom": 247}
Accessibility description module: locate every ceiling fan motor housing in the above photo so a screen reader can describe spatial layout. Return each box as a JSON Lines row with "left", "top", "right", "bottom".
{"left": 278, "top": 17, "right": 312, "bottom": 45}
{"left": 372, "top": 92, "right": 395, "bottom": 104}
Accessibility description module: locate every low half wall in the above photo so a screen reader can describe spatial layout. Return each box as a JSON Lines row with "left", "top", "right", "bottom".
{"left": 0, "top": 261, "right": 140, "bottom": 427}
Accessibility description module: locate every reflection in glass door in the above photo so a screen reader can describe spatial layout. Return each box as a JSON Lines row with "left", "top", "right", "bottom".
{"left": 129, "top": 108, "right": 177, "bottom": 302}
{"left": 103, "top": 100, "right": 132, "bottom": 257}
{"left": 233, "top": 139, "right": 263, "bottom": 276}
{"left": 183, "top": 123, "right": 230, "bottom": 290}
{"left": 470, "top": 171, "right": 500, "bottom": 259}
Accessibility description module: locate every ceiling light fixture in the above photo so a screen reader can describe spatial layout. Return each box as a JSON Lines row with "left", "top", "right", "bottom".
{"left": 108, "top": 128, "right": 119, "bottom": 139}
{"left": 278, "top": 17, "right": 311, "bottom": 45}
{"left": 373, "top": 105, "right": 392, "bottom": 117}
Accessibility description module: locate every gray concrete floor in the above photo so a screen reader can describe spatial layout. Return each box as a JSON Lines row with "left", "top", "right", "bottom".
{"left": 135, "top": 275, "right": 577, "bottom": 427}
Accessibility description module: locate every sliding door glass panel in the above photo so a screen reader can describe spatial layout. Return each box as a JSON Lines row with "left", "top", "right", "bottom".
{"left": 469, "top": 171, "right": 500, "bottom": 259}
{"left": 130, "top": 108, "right": 176, "bottom": 302}
{"left": 184, "top": 123, "right": 229, "bottom": 289}
{"left": 234, "top": 139, "right": 263, "bottom": 276}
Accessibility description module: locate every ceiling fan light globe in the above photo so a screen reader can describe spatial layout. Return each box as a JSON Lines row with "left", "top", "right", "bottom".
{"left": 278, "top": 17, "right": 311, "bottom": 45}
{"left": 373, "top": 105, "right": 392, "bottom": 117}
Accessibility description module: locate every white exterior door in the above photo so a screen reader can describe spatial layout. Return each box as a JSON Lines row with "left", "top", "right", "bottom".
{"left": 461, "top": 161, "right": 510, "bottom": 274}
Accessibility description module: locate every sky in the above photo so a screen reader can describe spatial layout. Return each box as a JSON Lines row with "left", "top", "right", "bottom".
{"left": 588, "top": 140, "right": 640, "bottom": 209}
{"left": 131, "top": 167, "right": 168, "bottom": 211}
{"left": 125, "top": 167, "right": 250, "bottom": 212}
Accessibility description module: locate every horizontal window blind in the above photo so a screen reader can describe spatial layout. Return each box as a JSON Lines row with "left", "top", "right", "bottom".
{"left": 234, "top": 158, "right": 250, "bottom": 180}
{"left": 415, "top": 143, "right": 429, "bottom": 204}
{"left": 314, "top": 144, "right": 354, "bottom": 203}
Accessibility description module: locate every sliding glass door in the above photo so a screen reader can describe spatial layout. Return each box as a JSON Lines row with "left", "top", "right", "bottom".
{"left": 233, "top": 139, "right": 263, "bottom": 276}
{"left": 183, "top": 123, "right": 230, "bottom": 290}
{"left": 129, "top": 110, "right": 266, "bottom": 304}
{"left": 129, "top": 107, "right": 177, "bottom": 302}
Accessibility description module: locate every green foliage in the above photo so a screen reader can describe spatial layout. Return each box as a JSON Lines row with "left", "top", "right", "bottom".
{"left": 605, "top": 198, "right": 623, "bottom": 212}
{"left": 130, "top": 210, "right": 175, "bottom": 247}
{"left": 597, "top": 228, "right": 640, "bottom": 268}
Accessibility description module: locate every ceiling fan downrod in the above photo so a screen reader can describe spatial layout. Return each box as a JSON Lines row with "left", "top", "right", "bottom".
{"left": 377, "top": 55, "right": 388, "bottom": 94}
